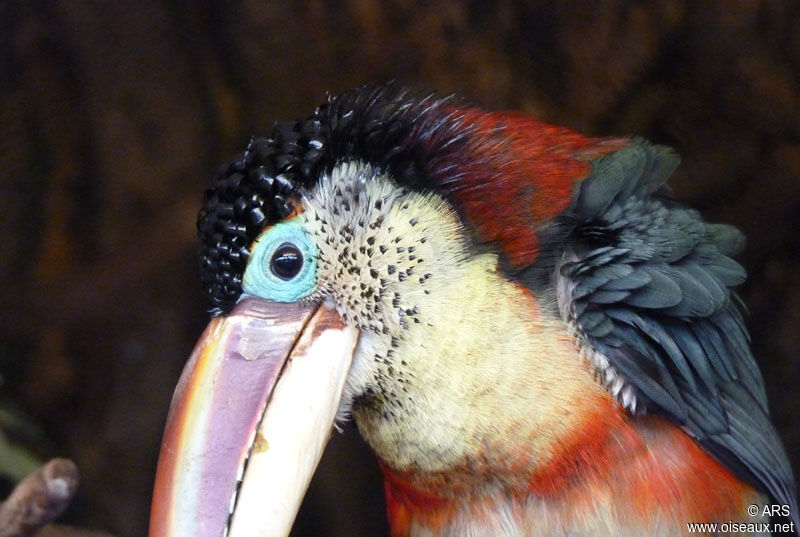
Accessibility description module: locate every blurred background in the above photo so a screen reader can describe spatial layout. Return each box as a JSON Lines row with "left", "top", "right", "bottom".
{"left": 1, "top": 1, "right": 799, "bottom": 536}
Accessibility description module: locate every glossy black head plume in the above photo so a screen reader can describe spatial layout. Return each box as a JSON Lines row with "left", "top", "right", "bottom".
{"left": 197, "top": 83, "right": 462, "bottom": 314}
{"left": 197, "top": 129, "right": 318, "bottom": 315}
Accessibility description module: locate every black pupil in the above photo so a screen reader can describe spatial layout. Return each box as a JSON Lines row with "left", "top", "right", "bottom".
{"left": 270, "top": 243, "right": 303, "bottom": 280}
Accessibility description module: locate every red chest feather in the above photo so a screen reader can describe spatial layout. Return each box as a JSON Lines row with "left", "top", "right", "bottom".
{"left": 381, "top": 399, "right": 761, "bottom": 536}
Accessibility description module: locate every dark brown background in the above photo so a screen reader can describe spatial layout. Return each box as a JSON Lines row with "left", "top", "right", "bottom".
{"left": 1, "top": 2, "right": 798, "bottom": 536}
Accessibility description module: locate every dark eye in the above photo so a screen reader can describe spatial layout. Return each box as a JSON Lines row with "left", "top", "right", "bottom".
{"left": 270, "top": 243, "right": 303, "bottom": 280}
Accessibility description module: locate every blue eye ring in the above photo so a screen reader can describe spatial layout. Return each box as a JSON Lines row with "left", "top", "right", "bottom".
{"left": 242, "top": 218, "right": 317, "bottom": 302}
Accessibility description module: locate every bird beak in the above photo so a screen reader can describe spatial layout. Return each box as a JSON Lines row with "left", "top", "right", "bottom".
{"left": 149, "top": 297, "right": 358, "bottom": 537}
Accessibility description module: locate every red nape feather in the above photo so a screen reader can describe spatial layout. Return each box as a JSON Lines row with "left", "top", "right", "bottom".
{"left": 424, "top": 109, "right": 628, "bottom": 267}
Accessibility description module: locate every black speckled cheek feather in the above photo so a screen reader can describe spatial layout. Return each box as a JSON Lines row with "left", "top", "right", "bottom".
{"left": 197, "top": 83, "right": 464, "bottom": 314}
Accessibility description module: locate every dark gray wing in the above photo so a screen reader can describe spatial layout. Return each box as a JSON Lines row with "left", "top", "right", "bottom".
{"left": 556, "top": 140, "right": 798, "bottom": 525}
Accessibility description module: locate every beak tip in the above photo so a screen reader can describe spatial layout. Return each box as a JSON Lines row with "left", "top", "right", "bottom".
{"left": 149, "top": 299, "right": 358, "bottom": 537}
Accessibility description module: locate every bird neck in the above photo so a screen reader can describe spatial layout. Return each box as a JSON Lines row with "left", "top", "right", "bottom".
{"left": 348, "top": 256, "right": 763, "bottom": 535}
{"left": 380, "top": 412, "right": 764, "bottom": 536}
{"left": 378, "top": 391, "right": 633, "bottom": 536}
{"left": 353, "top": 253, "right": 610, "bottom": 477}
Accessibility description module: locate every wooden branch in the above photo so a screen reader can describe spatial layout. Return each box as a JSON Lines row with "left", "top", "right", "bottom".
{"left": 0, "top": 459, "right": 78, "bottom": 537}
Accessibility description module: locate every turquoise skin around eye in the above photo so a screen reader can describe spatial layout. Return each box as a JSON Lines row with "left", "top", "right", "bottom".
{"left": 242, "top": 217, "right": 318, "bottom": 303}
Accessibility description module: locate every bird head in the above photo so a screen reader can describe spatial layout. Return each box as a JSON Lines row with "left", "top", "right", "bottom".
{"left": 147, "top": 84, "right": 674, "bottom": 536}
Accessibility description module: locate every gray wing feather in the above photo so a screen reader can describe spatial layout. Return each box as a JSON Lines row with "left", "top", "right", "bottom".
{"left": 556, "top": 140, "right": 798, "bottom": 527}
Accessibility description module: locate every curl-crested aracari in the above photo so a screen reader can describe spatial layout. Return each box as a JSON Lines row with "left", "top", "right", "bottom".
{"left": 149, "top": 84, "right": 798, "bottom": 536}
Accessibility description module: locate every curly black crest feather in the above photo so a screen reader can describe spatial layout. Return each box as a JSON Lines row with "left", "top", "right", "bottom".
{"left": 197, "top": 83, "right": 463, "bottom": 314}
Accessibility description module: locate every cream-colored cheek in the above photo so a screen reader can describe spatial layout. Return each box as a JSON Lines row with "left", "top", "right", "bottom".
{"left": 303, "top": 161, "right": 604, "bottom": 478}
{"left": 354, "top": 255, "right": 605, "bottom": 476}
